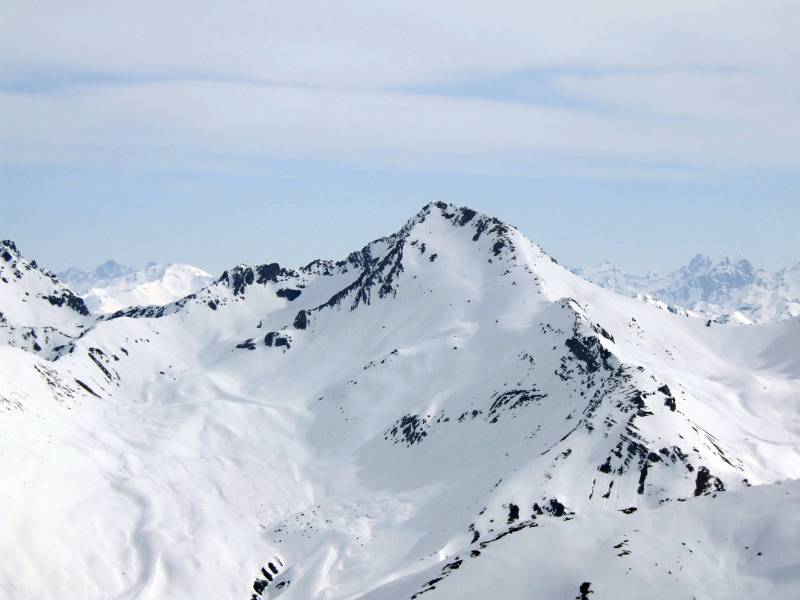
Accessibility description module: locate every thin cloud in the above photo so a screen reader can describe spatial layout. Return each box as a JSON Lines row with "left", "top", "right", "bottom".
{"left": 1, "top": 81, "right": 798, "bottom": 175}
{"left": 0, "top": 1, "right": 798, "bottom": 178}
{"left": 2, "top": 2, "right": 798, "bottom": 87}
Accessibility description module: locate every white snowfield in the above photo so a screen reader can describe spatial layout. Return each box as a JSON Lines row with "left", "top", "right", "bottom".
{"left": 1, "top": 203, "right": 798, "bottom": 600}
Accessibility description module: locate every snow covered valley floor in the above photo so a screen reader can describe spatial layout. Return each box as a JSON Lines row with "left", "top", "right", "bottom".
{"left": 1, "top": 203, "right": 798, "bottom": 599}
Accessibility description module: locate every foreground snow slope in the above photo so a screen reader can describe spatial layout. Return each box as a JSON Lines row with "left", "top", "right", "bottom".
{"left": 409, "top": 479, "right": 800, "bottom": 600}
{"left": 1, "top": 203, "right": 798, "bottom": 600}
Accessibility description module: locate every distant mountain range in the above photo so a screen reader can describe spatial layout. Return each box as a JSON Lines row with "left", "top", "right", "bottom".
{"left": 58, "top": 260, "right": 213, "bottom": 314}
{"left": 573, "top": 254, "right": 800, "bottom": 324}
{"left": 54, "top": 252, "right": 800, "bottom": 326}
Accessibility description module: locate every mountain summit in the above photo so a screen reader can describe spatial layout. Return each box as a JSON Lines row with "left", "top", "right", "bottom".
{"left": 1, "top": 204, "right": 798, "bottom": 600}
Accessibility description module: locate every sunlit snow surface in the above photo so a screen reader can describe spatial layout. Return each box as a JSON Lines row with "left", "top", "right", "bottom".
{"left": 1, "top": 203, "right": 798, "bottom": 599}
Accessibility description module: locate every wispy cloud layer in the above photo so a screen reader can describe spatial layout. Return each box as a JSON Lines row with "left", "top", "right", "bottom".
{"left": 1, "top": 1, "right": 798, "bottom": 178}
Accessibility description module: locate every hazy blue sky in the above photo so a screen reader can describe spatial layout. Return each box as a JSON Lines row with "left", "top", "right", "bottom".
{"left": 4, "top": 171, "right": 798, "bottom": 275}
{"left": 2, "top": 2, "right": 798, "bottom": 274}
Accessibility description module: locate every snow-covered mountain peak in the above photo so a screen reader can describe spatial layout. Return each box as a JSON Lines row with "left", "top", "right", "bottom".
{"left": 171, "top": 202, "right": 543, "bottom": 322}
{"left": 3, "top": 206, "right": 799, "bottom": 599}
{"left": 2, "top": 238, "right": 53, "bottom": 282}
{"left": 1, "top": 238, "right": 21, "bottom": 261}
{"left": 296, "top": 201, "right": 555, "bottom": 316}
{"left": 1, "top": 239, "right": 91, "bottom": 356}
{"left": 59, "top": 259, "right": 135, "bottom": 289}
{"left": 409, "top": 201, "right": 528, "bottom": 256}
{"left": 95, "top": 258, "right": 133, "bottom": 277}
{"left": 0, "top": 239, "right": 89, "bottom": 320}
{"left": 687, "top": 254, "right": 757, "bottom": 282}
{"left": 686, "top": 253, "right": 712, "bottom": 272}
{"left": 216, "top": 262, "right": 296, "bottom": 297}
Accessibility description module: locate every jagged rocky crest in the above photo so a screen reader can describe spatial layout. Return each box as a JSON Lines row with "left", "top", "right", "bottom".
{"left": 1, "top": 239, "right": 91, "bottom": 357}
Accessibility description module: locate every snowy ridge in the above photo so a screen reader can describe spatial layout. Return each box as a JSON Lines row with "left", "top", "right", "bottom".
{"left": 1, "top": 203, "right": 799, "bottom": 600}
{"left": 0, "top": 239, "right": 91, "bottom": 357}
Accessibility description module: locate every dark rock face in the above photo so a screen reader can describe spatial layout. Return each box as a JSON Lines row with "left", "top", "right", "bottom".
{"left": 293, "top": 310, "right": 309, "bottom": 330}
{"left": 218, "top": 263, "right": 292, "bottom": 296}
{"left": 236, "top": 338, "right": 256, "bottom": 350}
{"left": 424, "top": 203, "right": 515, "bottom": 253}
{"left": 491, "top": 239, "right": 507, "bottom": 256}
{"left": 555, "top": 301, "right": 617, "bottom": 379}
{"left": 359, "top": 238, "right": 406, "bottom": 303}
{"left": 255, "top": 263, "right": 284, "bottom": 284}
{"left": 249, "top": 557, "right": 285, "bottom": 599}
{"left": 1, "top": 240, "right": 19, "bottom": 262}
{"left": 253, "top": 579, "right": 267, "bottom": 595}
{"left": 582, "top": 369, "right": 692, "bottom": 500}
{"left": 312, "top": 233, "right": 407, "bottom": 312}
{"left": 219, "top": 266, "right": 255, "bottom": 296}
{"left": 264, "top": 331, "right": 292, "bottom": 349}
{"left": 74, "top": 379, "right": 101, "bottom": 398}
{"left": 385, "top": 414, "right": 429, "bottom": 446}
{"left": 564, "top": 334, "right": 614, "bottom": 374}
{"left": 657, "top": 384, "right": 677, "bottom": 411}
{"left": 577, "top": 581, "right": 593, "bottom": 599}
{"left": 276, "top": 288, "right": 302, "bottom": 301}
{"left": 637, "top": 460, "right": 650, "bottom": 494}
{"left": 507, "top": 503, "right": 520, "bottom": 523}
{"left": 457, "top": 208, "right": 477, "bottom": 226}
{"left": 109, "top": 303, "right": 170, "bottom": 319}
{"left": 694, "top": 466, "right": 726, "bottom": 496}
{"left": 87, "top": 347, "right": 119, "bottom": 383}
{"left": 487, "top": 388, "right": 547, "bottom": 423}
{"left": 533, "top": 498, "right": 572, "bottom": 518}
{"left": 44, "top": 291, "right": 90, "bottom": 316}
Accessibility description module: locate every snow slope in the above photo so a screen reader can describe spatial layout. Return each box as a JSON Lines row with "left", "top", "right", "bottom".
{"left": 1, "top": 204, "right": 798, "bottom": 600}
{"left": 59, "top": 260, "right": 213, "bottom": 314}
{"left": 575, "top": 255, "right": 800, "bottom": 324}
